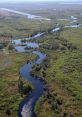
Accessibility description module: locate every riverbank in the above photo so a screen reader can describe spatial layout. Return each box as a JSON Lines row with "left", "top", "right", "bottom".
{"left": 0, "top": 51, "right": 36, "bottom": 117}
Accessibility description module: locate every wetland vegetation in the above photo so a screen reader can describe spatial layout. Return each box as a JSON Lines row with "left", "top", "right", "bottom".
{"left": 0, "top": 1, "right": 82, "bottom": 117}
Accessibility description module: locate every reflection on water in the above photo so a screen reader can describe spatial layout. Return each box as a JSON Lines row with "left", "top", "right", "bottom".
{"left": 26, "top": 42, "right": 39, "bottom": 48}
{"left": 14, "top": 42, "right": 39, "bottom": 52}
{"left": 65, "top": 24, "right": 80, "bottom": 28}
{"left": 13, "top": 27, "right": 61, "bottom": 52}
{"left": 15, "top": 46, "right": 26, "bottom": 52}
{"left": 12, "top": 32, "right": 45, "bottom": 45}
{"left": 51, "top": 28, "right": 60, "bottom": 32}
{"left": 71, "top": 16, "right": 77, "bottom": 20}
{"left": 33, "top": 51, "right": 46, "bottom": 64}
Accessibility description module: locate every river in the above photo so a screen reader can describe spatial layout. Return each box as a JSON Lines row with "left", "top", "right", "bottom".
{"left": 12, "top": 27, "right": 59, "bottom": 117}
{"left": 12, "top": 25, "right": 81, "bottom": 117}
{"left": 7, "top": 8, "right": 82, "bottom": 116}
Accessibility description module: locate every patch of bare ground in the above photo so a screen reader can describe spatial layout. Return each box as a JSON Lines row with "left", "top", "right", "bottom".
{"left": 0, "top": 36, "right": 11, "bottom": 43}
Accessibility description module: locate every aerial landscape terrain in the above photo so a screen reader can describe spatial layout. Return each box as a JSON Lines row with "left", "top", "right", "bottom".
{"left": 0, "top": 0, "right": 82, "bottom": 117}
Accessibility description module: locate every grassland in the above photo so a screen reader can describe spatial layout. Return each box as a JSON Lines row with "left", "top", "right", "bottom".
{"left": 31, "top": 27, "right": 82, "bottom": 117}
{"left": 60, "top": 27, "right": 82, "bottom": 49}
{"left": 0, "top": 11, "right": 52, "bottom": 40}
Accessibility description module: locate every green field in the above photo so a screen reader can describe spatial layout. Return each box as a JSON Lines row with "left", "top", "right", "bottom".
{"left": 0, "top": 14, "right": 52, "bottom": 39}
{"left": 60, "top": 27, "right": 82, "bottom": 48}
{"left": 31, "top": 27, "right": 82, "bottom": 117}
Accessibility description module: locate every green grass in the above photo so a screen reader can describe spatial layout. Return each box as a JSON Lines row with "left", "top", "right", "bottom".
{"left": 30, "top": 29, "right": 82, "bottom": 117}
{"left": 60, "top": 27, "right": 82, "bottom": 48}
{"left": 33, "top": 51, "right": 82, "bottom": 117}
{"left": 0, "top": 15, "right": 52, "bottom": 38}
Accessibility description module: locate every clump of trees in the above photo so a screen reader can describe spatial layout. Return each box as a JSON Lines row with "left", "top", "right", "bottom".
{"left": 8, "top": 44, "right": 14, "bottom": 50}
{"left": 0, "top": 42, "right": 8, "bottom": 49}
{"left": 40, "top": 35, "right": 77, "bottom": 51}
{"left": 44, "top": 85, "right": 63, "bottom": 112}
{"left": 18, "top": 76, "right": 32, "bottom": 97}
{"left": 21, "top": 39, "right": 27, "bottom": 43}
{"left": 31, "top": 60, "right": 48, "bottom": 78}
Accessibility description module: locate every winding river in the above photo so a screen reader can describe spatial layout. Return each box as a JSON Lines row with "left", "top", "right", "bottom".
{"left": 18, "top": 51, "right": 46, "bottom": 117}
{"left": 12, "top": 23, "right": 81, "bottom": 116}
{"left": 9, "top": 8, "right": 82, "bottom": 116}
{"left": 13, "top": 30, "right": 48, "bottom": 117}
{"left": 11, "top": 26, "right": 61, "bottom": 117}
{"left": 0, "top": 6, "right": 82, "bottom": 117}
